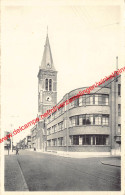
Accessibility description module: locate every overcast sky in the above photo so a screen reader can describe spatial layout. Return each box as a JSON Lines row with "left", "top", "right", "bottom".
{"left": 1, "top": 0, "right": 124, "bottom": 144}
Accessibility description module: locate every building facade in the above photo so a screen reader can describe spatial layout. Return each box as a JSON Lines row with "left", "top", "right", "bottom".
{"left": 46, "top": 77, "right": 121, "bottom": 154}
{"left": 30, "top": 34, "right": 121, "bottom": 154}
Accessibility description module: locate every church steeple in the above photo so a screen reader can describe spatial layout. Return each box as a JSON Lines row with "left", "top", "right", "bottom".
{"left": 38, "top": 33, "right": 57, "bottom": 114}
{"left": 40, "top": 34, "right": 56, "bottom": 71}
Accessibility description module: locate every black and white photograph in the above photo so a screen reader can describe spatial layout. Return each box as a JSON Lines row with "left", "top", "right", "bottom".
{"left": 1, "top": 0, "right": 125, "bottom": 194}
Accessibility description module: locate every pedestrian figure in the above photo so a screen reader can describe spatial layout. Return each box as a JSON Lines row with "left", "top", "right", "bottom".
{"left": 16, "top": 147, "right": 19, "bottom": 155}
{"left": 34, "top": 147, "right": 36, "bottom": 151}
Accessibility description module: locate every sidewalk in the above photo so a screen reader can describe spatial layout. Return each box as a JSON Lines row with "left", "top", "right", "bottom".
{"left": 100, "top": 157, "right": 121, "bottom": 167}
{"left": 4, "top": 149, "right": 16, "bottom": 156}
{"left": 26, "top": 149, "right": 121, "bottom": 159}
{"left": 5, "top": 155, "right": 29, "bottom": 191}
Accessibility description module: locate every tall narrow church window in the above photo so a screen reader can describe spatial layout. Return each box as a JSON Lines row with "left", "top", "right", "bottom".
{"left": 49, "top": 79, "right": 52, "bottom": 91}
{"left": 118, "top": 104, "right": 121, "bottom": 116}
{"left": 118, "top": 84, "right": 121, "bottom": 96}
{"left": 45, "top": 79, "right": 48, "bottom": 91}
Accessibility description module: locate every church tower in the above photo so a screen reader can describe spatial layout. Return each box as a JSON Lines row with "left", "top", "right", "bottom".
{"left": 36, "top": 33, "right": 57, "bottom": 151}
{"left": 38, "top": 34, "right": 57, "bottom": 115}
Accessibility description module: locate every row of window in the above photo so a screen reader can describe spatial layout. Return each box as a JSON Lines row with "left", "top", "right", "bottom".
{"left": 47, "top": 135, "right": 109, "bottom": 146}
{"left": 47, "top": 137, "right": 64, "bottom": 146}
{"left": 47, "top": 114, "right": 109, "bottom": 135}
{"left": 69, "top": 114, "right": 109, "bottom": 127}
{"left": 70, "top": 94, "right": 109, "bottom": 107}
{"left": 47, "top": 94, "right": 109, "bottom": 123}
{"left": 70, "top": 135, "right": 109, "bottom": 145}
{"left": 47, "top": 120, "right": 66, "bottom": 135}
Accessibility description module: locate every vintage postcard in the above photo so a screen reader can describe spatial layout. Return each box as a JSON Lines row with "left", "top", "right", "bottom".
{"left": 0, "top": 0, "right": 125, "bottom": 194}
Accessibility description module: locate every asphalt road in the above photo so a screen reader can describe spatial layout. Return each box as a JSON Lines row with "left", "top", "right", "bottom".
{"left": 10, "top": 150, "right": 121, "bottom": 191}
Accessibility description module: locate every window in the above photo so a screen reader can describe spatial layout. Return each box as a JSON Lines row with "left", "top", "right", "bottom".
{"left": 79, "top": 97, "right": 82, "bottom": 106}
{"left": 51, "top": 126, "right": 54, "bottom": 134}
{"left": 93, "top": 115, "right": 101, "bottom": 125}
{"left": 58, "top": 121, "right": 63, "bottom": 131}
{"left": 85, "top": 135, "right": 91, "bottom": 145}
{"left": 49, "top": 79, "right": 52, "bottom": 91}
{"left": 47, "top": 128, "right": 51, "bottom": 135}
{"left": 98, "top": 94, "right": 109, "bottom": 105}
{"left": 58, "top": 137, "right": 63, "bottom": 146}
{"left": 52, "top": 125, "right": 57, "bottom": 133}
{"left": 76, "top": 115, "right": 79, "bottom": 125}
{"left": 47, "top": 140, "right": 51, "bottom": 146}
{"left": 72, "top": 116, "right": 76, "bottom": 126}
{"left": 52, "top": 139, "right": 57, "bottom": 146}
{"left": 86, "top": 95, "right": 90, "bottom": 105}
{"left": 52, "top": 111, "right": 57, "bottom": 119}
{"left": 118, "top": 84, "right": 121, "bottom": 96}
{"left": 58, "top": 106, "right": 64, "bottom": 115}
{"left": 73, "top": 135, "right": 79, "bottom": 145}
{"left": 118, "top": 124, "right": 121, "bottom": 133}
{"left": 79, "top": 115, "right": 93, "bottom": 125}
{"left": 118, "top": 104, "right": 121, "bottom": 116}
{"left": 74, "top": 98, "right": 79, "bottom": 107}
{"left": 93, "top": 95, "right": 98, "bottom": 105}
{"left": 102, "top": 95, "right": 109, "bottom": 105}
{"left": 54, "top": 125, "right": 57, "bottom": 132}
{"left": 90, "top": 96, "right": 93, "bottom": 105}
{"left": 102, "top": 115, "right": 109, "bottom": 126}
{"left": 47, "top": 115, "right": 51, "bottom": 123}
{"left": 45, "top": 79, "right": 48, "bottom": 91}
{"left": 82, "top": 95, "right": 86, "bottom": 105}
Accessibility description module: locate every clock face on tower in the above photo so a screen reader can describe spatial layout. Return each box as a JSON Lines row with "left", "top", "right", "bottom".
{"left": 46, "top": 96, "right": 52, "bottom": 102}
{"left": 47, "top": 63, "right": 51, "bottom": 69}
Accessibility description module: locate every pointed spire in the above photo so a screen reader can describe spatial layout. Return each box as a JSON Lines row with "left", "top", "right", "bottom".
{"left": 40, "top": 33, "right": 56, "bottom": 71}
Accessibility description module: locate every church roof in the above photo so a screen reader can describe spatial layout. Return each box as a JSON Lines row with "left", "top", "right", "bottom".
{"left": 40, "top": 34, "right": 56, "bottom": 71}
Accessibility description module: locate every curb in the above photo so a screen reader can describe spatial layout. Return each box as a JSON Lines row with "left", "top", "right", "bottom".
{"left": 100, "top": 161, "right": 121, "bottom": 167}
{"left": 16, "top": 157, "right": 29, "bottom": 191}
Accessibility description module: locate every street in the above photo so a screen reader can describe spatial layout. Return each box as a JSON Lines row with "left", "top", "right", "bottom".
{"left": 5, "top": 150, "right": 121, "bottom": 191}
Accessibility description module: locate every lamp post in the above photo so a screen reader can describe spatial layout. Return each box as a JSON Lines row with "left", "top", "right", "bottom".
{"left": 6, "top": 140, "right": 10, "bottom": 155}
{"left": 10, "top": 115, "right": 19, "bottom": 152}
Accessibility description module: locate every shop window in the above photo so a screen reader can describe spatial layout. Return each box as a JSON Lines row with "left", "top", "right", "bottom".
{"left": 85, "top": 135, "right": 91, "bottom": 145}
{"left": 73, "top": 135, "right": 79, "bottom": 145}
{"left": 58, "top": 137, "right": 63, "bottom": 146}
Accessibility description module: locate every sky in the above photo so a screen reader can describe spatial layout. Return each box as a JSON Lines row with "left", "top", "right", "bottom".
{"left": 1, "top": 0, "right": 124, "bottom": 145}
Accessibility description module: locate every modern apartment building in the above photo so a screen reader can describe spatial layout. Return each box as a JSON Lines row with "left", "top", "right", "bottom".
{"left": 46, "top": 77, "right": 121, "bottom": 154}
